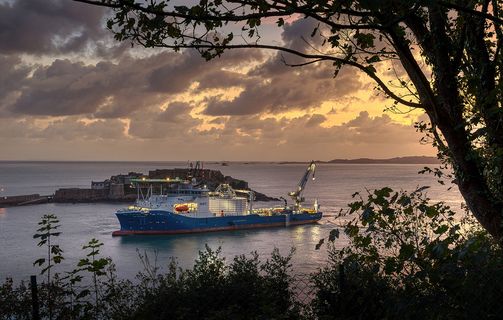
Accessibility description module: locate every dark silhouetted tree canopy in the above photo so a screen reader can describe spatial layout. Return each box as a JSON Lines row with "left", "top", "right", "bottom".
{"left": 75, "top": 0, "right": 503, "bottom": 238}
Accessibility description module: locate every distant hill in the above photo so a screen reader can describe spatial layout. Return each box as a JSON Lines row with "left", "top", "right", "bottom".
{"left": 328, "top": 156, "right": 440, "bottom": 164}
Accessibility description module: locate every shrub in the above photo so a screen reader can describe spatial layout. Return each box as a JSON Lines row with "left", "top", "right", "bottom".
{"left": 124, "top": 246, "right": 300, "bottom": 320}
{"left": 312, "top": 187, "right": 503, "bottom": 319}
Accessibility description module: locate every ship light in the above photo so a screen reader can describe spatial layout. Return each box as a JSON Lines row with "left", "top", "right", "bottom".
{"left": 142, "top": 177, "right": 146, "bottom": 181}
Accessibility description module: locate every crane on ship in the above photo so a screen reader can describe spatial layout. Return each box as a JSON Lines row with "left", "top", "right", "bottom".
{"left": 288, "top": 161, "right": 317, "bottom": 212}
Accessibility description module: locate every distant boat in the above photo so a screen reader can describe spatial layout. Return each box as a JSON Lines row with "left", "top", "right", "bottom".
{"left": 221, "top": 162, "right": 229, "bottom": 166}
{"left": 112, "top": 162, "right": 321, "bottom": 235}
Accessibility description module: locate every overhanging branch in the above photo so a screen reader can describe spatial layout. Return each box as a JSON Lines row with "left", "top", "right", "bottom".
{"left": 438, "top": 1, "right": 503, "bottom": 25}
{"left": 73, "top": 0, "right": 385, "bottom": 30}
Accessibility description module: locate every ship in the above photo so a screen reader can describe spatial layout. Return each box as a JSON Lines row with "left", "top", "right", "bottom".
{"left": 112, "top": 161, "right": 322, "bottom": 236}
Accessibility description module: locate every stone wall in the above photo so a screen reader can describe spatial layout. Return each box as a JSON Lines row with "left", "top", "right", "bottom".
{"left": 54, "top": 188, "right": 107, "bottom": 202}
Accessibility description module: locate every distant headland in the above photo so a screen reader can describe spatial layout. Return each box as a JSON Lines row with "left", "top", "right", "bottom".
{"left": 279, "top": 156, "right": 440, "bottom": 165}
{"left": 326, "top": 156, "right": 440, "bottom": 164}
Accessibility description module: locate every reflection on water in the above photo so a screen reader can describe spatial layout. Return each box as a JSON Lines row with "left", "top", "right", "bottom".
{"left": 0, "top": 162, "right": 463, "bottom": 280}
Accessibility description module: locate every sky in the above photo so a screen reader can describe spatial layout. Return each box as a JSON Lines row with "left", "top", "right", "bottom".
{"left": 0, "top": 0, "right": 436, "bottom": 161}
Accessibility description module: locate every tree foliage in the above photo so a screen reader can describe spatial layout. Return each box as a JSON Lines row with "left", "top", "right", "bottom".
{"left": 75, "top": 0, "right": 503, "bottom": 238}
{"left": 33, "top": 214, "right": 64, "bottom": 320}
{"left": 312, "top": 187, "right": 503, "bottom": 319}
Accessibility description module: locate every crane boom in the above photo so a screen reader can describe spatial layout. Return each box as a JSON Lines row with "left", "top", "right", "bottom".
{"left": 288, "top": 161, "right": 316, "bottom": 210}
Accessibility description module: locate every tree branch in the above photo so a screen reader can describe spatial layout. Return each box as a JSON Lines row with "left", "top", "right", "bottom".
{"left": 438, "top": 0, "right": 503, "bottom": 25}
{"left": 74, "top": 0, "right": 385, "bottom": 31}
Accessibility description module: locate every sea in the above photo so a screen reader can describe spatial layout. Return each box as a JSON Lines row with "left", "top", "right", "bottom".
{"left": 0, "top": 161, "right": 463, "bottom": 282}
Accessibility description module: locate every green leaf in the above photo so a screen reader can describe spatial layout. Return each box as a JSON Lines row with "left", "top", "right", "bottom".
{"left": 348, "top": 201, "right": 363, "bottom": 213}
{"left": 77, "top": 289, "right": 90, "bottom": 299}
{"left": 366, "top": 55, "right": 381, "bottom": 63}
{"left": 425, "top": 206, "right": 438, "bottom": 218}
{"left": 399, "top": 243, "right": 415, "bottom": 259}
{"left": 434, "top": 225, "right": 448, "bottom": 235}
{"left": 315, "top": 238, "right": 324, "bottom": 250}
{"left": 384, "top": 258, "right": 396, "bottom": 274}
{"left": 78, "top": 259, "right": 90, "bottom": 267}
{"left": 33, "top": 258, "right": 45, "bottom": 267}
{"left": 353, "top": 32, "right": 375, "bottom": 49}
{"left": 345, "top": 224, "right": 359, "bottom": 238}
{"left": 361, "top": 235, "right": 371, "bottom": 247}
{"left": 328, "top": 229, "right": 340, "bottom": 242}
{"left": 374, "top": 187, "right": 392, "bottom": 199}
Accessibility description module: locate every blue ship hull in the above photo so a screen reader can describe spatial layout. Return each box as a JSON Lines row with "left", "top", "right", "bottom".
{"left": 112, "top": 210, "right": 323, "bottom": 236}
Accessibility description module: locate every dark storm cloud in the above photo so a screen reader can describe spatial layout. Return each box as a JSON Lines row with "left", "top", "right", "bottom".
{"left": 12, "top": 59, "right": 115, "bottom": 116}
{"left": 0, "top": 55, "right": 29, "bottom": 94}
{"left": 0, "top": 0, "right": 108, "bottom": 54}
{"left": 2, "top": 7, "right": 360, "bottom": 119}
{"left": 281, "top": 17, "right": 324, "bottom": 52}
{"left": 203, "top": 18, "right": 362, "bottom": 116}
{"left": 147, "top": 49, "right": 261, "bottom": 93}
{"left": 8, "top": 49, "right": 263, "bottom": 117}
{"left": 128, "top": 102, "right": 202, "bottom": 139}
{"left": 204, "top": 64, "right": 361, "bottom": 116}
{"left": 196, "top": 70, "right": 250, "bottom": 90}
{"left": 0, "top": 54, "right": 30, "bottom": 116}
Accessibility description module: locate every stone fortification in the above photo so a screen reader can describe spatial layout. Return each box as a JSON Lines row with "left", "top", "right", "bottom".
{"left": 148, "top": 168, "right": 249, "bottom": 190}
{"left": 51, "top": 168, "right": 276, "bottom": 203}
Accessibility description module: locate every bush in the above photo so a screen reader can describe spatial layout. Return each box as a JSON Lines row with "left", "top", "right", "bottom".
{"left": 1, "top": 235, "right": 301, "bottom": 320}
{"left": 311, "top": 187, "right": 503, "bottom": 319}
{"left": 0, "top": 278, "right": 32, "bottom": 320}
{"left": 120, "top": 246, "right": 300, "bottom": 320}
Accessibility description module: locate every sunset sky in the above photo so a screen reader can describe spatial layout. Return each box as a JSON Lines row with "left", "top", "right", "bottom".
{"left": 0, "top": 0, "right": 436, "bottom": 161}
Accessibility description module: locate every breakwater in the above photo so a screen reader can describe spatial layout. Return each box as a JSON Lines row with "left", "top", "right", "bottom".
{"left": 0, "top": 194, "right": 51, "bottom": 207}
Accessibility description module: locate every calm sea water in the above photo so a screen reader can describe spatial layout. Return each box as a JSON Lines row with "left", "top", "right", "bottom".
{"left": 0, "top": 161, "right": 463, "bottom": 281}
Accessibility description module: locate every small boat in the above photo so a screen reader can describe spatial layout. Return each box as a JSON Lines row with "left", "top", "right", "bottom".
{"left": 112, "top": 162, "right": 321, "bottom": 235}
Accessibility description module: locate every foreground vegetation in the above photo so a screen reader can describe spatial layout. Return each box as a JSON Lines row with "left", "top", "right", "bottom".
{"left": 2, "top": 187, "right": 503, "bottom": 319}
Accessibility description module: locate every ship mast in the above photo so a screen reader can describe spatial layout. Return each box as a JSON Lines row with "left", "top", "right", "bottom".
{"left": 288, "top": 161, "right": 316, "bottom": 211}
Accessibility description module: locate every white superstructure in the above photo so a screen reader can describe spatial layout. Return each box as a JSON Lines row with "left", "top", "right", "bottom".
{"left": 131, "top": 180, "right": 249, "bottom": 218}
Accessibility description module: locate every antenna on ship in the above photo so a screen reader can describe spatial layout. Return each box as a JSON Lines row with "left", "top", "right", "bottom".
{"left": 288, "top": 161, "right": 316, "bottom": 212}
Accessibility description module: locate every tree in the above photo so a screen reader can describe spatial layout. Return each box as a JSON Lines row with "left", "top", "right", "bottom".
{"left": 33, "top": 214, "right": 64, "bottom": 320}
{"left": 75, "top": 0, "right": 503, "bottom": 238}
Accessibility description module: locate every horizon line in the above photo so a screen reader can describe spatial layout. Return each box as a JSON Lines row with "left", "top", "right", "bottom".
{"left": 0, "top": 155, "right": 438, "bottom": 163}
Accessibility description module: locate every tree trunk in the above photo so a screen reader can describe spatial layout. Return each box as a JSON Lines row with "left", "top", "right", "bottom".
{"left": 392, "top": 6, "right": 503, "bottom": 239}
{"left": 434, "top": 106, "right": 503, "bottom": 239}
